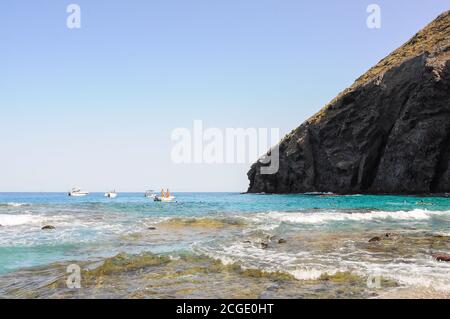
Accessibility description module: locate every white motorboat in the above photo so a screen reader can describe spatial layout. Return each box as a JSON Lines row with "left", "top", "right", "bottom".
{"left": 68, "top": 187, "right": 89, "bottom": 197}
{"left": 154, "top": 195, "right": 175, "bottom": 202}
{"left": 104, "top": 191, "right": 118, "bottom": 198}
{"left": 144, "top": 190, "right": 156, "bottom": 199}
{"left": 154, "top": 189, "right": 174, "bottom": 202}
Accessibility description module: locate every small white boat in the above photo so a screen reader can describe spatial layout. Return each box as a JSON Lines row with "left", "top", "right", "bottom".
{"left": 153, "top": 188, "right": 175, "bottom": 202}
{"left": 68, "top": 187, "right": 89, "bottom": 197}
{"left": 154, "top": 195, "right": 175, "bottom": 202}
{"left": 104, "top": 191, "right": 118, "bottom": 198}
{"left": 144, "top": 190, "right": 156, "bottom": 199}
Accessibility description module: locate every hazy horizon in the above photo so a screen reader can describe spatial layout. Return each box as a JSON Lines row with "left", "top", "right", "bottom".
{"left": 1, "top": 1, "right": 449, "bottom": 192}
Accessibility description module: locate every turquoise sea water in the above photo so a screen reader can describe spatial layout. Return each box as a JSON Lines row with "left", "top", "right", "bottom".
{"left": 1, "top": 192, "right": 450, "bottom": 297}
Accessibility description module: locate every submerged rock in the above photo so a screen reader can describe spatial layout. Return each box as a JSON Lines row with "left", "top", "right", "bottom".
{"left": 247, "top": 11, "right": 450, "bottom": 194}
{"left": 41, "top": 225, "right": 55, "bottom": 230}
{"left": 278, "top": 238, "right": 287, "bottom": 244}
{"left": 369, "top": 236, "right": 382, "bottom": 243}
{"left": 369, "top": 233, "right": 401, "bottom": 243}
{"left": 384, "top": 233, "right": 400, "bottom": 240}
{"left": 432, "top": 253, "right": 450, "bottom": 262}
{"left": 147, "top": 226, "right": 156, "bottom": 230}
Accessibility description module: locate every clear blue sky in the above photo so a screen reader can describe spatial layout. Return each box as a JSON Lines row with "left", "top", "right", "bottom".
{"left": 0, "top": 1, "right": 448, "bottom": 192}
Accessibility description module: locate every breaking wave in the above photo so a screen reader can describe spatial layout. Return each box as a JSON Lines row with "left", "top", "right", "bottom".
{"left": 247, "top": 209, "right": 450, "bottom": 225}
{"left": 0, "top": 214, "right": 44, "bottom": 226}
{"left": 1, "top": 202, "right": 29, "bottom": 208}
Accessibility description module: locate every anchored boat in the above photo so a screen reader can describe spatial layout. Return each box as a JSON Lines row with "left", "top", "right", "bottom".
{"left": 144, "top": 190, "right": 156, "bottom": 199}
{"left": 68, "top": 187, "right": 89, "bottom": 197}
{"left": 154, "top": 195, "right": 175, "bottom": 202}
{"left": 154, "top": 189, "right": 175, "bottom": 202}
{"left": 104, "top": 191, "right": 118, "bottom": 198}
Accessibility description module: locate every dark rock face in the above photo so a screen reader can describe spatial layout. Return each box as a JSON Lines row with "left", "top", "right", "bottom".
{"left": 248, "top": 11, "right": 450, "bottom": 194}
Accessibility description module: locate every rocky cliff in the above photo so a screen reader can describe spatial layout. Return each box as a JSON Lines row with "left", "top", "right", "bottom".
{"left": 247, "top": 11, "right": 450, "bottom": 194}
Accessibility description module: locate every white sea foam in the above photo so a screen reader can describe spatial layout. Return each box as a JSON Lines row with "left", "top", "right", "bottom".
{"left": 303, "top": 192, "right": 335, "bottom": 195}
{"left": 0, "top": 212, "right": 138, "bottom": 247}
{"left": 4, "top": 202, "right": 28, "bottom": 207}
{"left": 344, "top": 257, "right": 450, "bottom": 292}
{"left": 289, "top": 268, "right": 335, "bottom": 280}
{"left": 192, "top": 241, "right": 338, "bottom": 280}
{"left": 194, "top": 240, "right": 450, "bottom": 290}
{"left": 247, "top": 209, "right": 450, "bottom": 225}
{"left": 0, "top": 214, "right": 44, "bottom": 226}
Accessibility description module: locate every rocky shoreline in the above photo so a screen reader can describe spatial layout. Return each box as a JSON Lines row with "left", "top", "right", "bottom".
{"left": 1, "top": 228, "right": 450, "bottom": 299}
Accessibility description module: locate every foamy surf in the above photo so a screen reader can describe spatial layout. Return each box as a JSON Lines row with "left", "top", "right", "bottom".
{"left": 289, "top": 267, "right": 337, "bottom": 280}
{"left": 1, "top": 202, "right": 29, "bottom": 207}
{"left": 193, "top": 239, "right": 450, "bottom": 292}
{"left": 0, "top": 214, "right": 44, "bottom": 226}
{"left": 192, "top": 241, "right": 339, "bottom": 281}
{"left": 347, "top": 257, "right": 450, "bottom": 292}
{"left": 247, "top": 209, "right": 450, "bottom": 226}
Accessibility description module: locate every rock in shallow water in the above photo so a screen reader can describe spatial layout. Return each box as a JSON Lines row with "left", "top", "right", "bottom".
{"left": 384, "top": 233, "right": 400, "bottom": 240}
{"left": 369, "top": 233, "right": 401, "bottom": 243}
{"left": 41, "top": 225, "right": 55, "bottom": 230}
{"left": 369, "top": 236, "right": 382, "bottom": 243}
{"left": 432, "top": 253, "right": 450, "bottom": 262}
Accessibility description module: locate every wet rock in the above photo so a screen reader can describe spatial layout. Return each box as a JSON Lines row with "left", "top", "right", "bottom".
{"left": 278, "top": 238, "right": 287, "bottom": 244}
{"left": 432, "top": 253, "right": 450, "bottom": 262}
{"left": 431, "top": 234, "right": 449, "bottom": 240}
{"left": 260, "top": 242, "right": 269, "bottom": 249}
{"left": 384, "top": 233, "right": 400, "bottom": 240}
{"left": 147, "top": 227, "right": 156, "bottom": 230}
{"left": 369, "top": 236, "right": 382, "bottom": 243}
{"left": 41, "top": 225, "right": 55, "bottom": 230}
{"left": 243, "top": 240, "right": 252, "bottom": 244}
